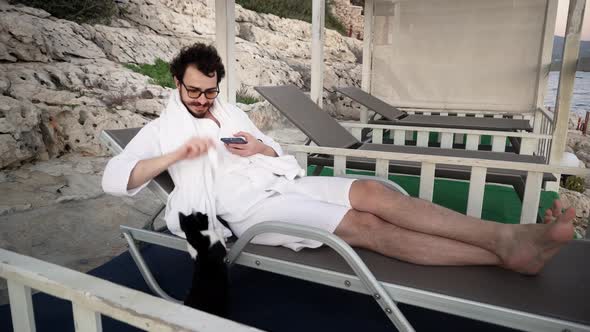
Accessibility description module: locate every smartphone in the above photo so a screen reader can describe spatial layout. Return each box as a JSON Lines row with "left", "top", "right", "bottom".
{"left": 220, "top": 137, "right": 247, "bottom": 144}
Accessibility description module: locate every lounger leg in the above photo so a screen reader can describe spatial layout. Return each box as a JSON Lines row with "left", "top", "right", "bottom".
{"left": 226, "top": 221, "right": 415, "bottom": 332}
{"left": 311, "top": 165, "right": 325, "bottom": 176}
{"left": 122, "top": 232, "right": 182, "bottom": 303}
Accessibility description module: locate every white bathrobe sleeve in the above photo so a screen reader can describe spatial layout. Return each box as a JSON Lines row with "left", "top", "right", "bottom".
{"left": 232, "top": 104, "right": 284, "bottom": 156}
{"left": 102, "top": 119, "right": 163, "bottom": 196}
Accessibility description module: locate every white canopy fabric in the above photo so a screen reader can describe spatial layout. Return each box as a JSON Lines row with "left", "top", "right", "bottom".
{"left": 370, "top": 0, "right": 552, "bottom": 113}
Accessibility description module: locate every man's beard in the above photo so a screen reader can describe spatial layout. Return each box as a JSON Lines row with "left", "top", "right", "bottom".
{"left": 181, "top": 99, "right": 213, "bottom": 118}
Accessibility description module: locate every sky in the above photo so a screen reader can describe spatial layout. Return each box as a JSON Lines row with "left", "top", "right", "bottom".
{"left": 554, "top": 0, "right": 590, "bottom": 40}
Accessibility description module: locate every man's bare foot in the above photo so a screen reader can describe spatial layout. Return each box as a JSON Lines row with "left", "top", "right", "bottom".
{"left": 498, "top": 200, "right": 575, "bottom": 275}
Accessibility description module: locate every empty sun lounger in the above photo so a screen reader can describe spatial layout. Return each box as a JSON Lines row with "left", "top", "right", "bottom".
{"left": 100, "top": 128, "right": 590, "bottom": 332}
{"left": 254, "top": 85, "right": 554, "bottom": 203}
{"left": 337, "top": 86, "right": 533, "bottom": 154}
{"left": 337, "top": 86, "right": 533, "bottom": 132}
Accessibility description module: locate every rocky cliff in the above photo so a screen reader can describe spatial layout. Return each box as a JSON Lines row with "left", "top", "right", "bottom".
{"left": 0, "top": 0, "right": 363, "bottom": 169}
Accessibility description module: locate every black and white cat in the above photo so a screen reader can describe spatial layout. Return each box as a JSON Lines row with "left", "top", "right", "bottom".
{"left": 179, "top": 212, "right": 230, "bottom": 317}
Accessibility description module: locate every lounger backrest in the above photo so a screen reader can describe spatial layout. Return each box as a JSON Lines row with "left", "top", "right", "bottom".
{"left": 106, "top": 127, "right": 141, "bottom": 149}
{"left": 337, "top": 87, "right": 406, "bottom": 120}
{"left": 104, "top": 128, "right": 175, "bottom": 194}
{"left": 255, "top": 85, "right": 360, "bottom": 149}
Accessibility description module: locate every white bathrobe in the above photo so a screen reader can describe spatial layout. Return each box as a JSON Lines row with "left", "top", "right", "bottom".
{"left": 102, "top": 91, "right": 353, "bottom": 251}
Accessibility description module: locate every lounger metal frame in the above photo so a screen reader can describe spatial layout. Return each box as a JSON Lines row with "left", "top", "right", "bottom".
{"left": 101, "top": 129, "right": 415, "bottom": 331}
{"left": 120, "top": 209, "right": 590, "bottom": 332}
{"left": 121, "top": 214, "right": 590, "bottom": 332}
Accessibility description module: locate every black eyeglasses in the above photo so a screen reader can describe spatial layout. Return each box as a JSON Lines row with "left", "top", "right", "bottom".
{"left": 181, "top": 81, "right": 219, "bottom": 100}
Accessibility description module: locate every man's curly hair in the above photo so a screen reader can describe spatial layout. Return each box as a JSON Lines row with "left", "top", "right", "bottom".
{"left": 170, "top": 43, "right": 226, "bottom": 84}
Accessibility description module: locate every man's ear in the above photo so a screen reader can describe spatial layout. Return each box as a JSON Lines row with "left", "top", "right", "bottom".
{"left": 174, "top": 77, "right": 181, "bottom": 89}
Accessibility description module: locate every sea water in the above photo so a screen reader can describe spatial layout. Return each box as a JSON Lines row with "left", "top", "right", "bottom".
{"left": 545, "top": 71, "right": 590, "bottom": 116}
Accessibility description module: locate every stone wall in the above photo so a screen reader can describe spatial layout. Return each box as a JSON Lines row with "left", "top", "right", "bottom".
{"left": 331, "top": 0, "right": 364, "bottom": 40}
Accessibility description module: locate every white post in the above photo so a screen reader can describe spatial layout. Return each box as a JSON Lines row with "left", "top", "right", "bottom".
{"left": 535, "top": 0, "right": 559, "bottom": 110}
{"left": 334, "top": 155, "right": 347, "bottom": 176}
{"left": 311, "top": 0, "right": 326, "bottom": 107}
{"left": 549, "top": 0, "right": 585, "bottom": 167}
{"left": 491, "top": 135, "right": 507, "bottom": 152}
{"left": 295, "top": 152, "right": 308, "bottom": 173}
{"left": 351, "top": 127, "right": 363, "bottom": 140}
{"left": 375, "top": 159, "right": 389, "bottom": 179}
{"left": 521, "top": 172, "right": 544, "bottom": 224}
{"left": 372, "top": 128, "right": 384, "bottom": 144}
{"left": 419, "top": 162, "right": 435, "bottom": 201}
{"left": 416, "top": 131, "right": 429, "bottom": 147}
{"left": 519, "top": 138, "right": 537, "bottom": 155}
{"left": 440, "top": 132, "right": 453, "bottom": 149}
{"left": 393, "top": 130, "right": 406, "bottom": 145}
{"left": 465, "top": 134, "right": 480, "bottom": 151}
{"left": 466, "top": 167, "right": 487, "bottom": 218}
{"left": 360, "top": 0, "right": 374, "bottom": 123}
{"left": 73, "top": 305, "right": 102, "bottom": 332}
{"left": 533, "top": 108, "right": 544, "bottom": 134}
{"left": 215, "top": 0, "right": 236, "bottom": 104}
{"left": 7, "top": 280, "right": 36, "bottom": 332}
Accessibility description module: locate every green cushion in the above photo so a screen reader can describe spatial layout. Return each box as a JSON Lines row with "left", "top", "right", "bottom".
{"left": 307, "top": 166, "right": 558, "bottom": 224}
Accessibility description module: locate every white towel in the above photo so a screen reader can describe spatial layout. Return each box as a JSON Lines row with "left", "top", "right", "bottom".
{"left": 158, "top": 90, "right": 305, "bottom": 246}
{"left": 249, "top": 154, "right": 304, "bottom": 180}
{"left": 159, "top": 90, "right": 234, "bottom": 245}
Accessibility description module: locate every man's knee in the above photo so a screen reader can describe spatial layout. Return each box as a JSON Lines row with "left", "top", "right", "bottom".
{"left": 335, "top": 210, "right": 383, "bottom": 248}
{"left": 350, "top": 179, "right": 396, "bottom": 209}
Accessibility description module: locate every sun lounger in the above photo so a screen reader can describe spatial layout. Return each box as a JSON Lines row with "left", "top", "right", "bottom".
{"left": 337, "top": 86, "right": 532, "bottom": 153}
{"left": 254, "top": 85, "right": 554, "bottom": 203}
{"left": 337, "top": 86, "right": 533, "bottom": 132}
{"left": 101, "top": 128, "right": 590, "bottom": 332}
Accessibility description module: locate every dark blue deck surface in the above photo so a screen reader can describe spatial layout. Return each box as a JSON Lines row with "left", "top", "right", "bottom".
{"left": 0, "top": 244, "right": 518, "bottom": 331}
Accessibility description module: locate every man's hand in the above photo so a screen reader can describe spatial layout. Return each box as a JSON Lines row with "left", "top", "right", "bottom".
{"left": 174, "top": 137, "right": 215, "bottom": 161}
{"left": 127, "top": 136, "right": 215, "bottom": 191}
{"left": 225, "top": 131, "right": 275, "bottom": 157}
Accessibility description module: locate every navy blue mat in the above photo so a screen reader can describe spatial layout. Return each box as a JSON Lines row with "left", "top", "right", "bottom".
{"left": 0, "top": 244, "right": 518, "bottom": 331}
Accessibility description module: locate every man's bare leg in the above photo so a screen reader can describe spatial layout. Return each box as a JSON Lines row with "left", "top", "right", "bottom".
{"left": 348, "top": 180, "right": 576, "bottom": 274}
{"left": 335, "top": 209, "right": 500, "bottom": 266}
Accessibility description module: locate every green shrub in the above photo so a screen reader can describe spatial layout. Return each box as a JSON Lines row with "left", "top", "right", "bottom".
{"left": 10, "top": 0, "right": 117, "bottom": 25}
{"left": 236, "top": 85, "right": 260, "bottom": 104}
{"left": 563, "top": 175, "right": 585, "bottom": 193}
{"left": 236, "top": 0, "right": 347, "bottom": 35}
{"left": 236, "top": 94, "right": 260, "bottom": 105}
{"left": 124, "top": 59, "right": 176, "bottom": 89}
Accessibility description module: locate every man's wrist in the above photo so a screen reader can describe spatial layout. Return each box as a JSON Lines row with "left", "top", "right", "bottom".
{"left": 263, "top": 144, "right": 278, "bottom": 157}
{"left": 167, "top": 149, "right": 182, "bottom": 164}
{"left": 258, "top": 142, "right": 267, "bottom": 155}
{"left": 255, "top": 140, "right": 276, "bottom": 157}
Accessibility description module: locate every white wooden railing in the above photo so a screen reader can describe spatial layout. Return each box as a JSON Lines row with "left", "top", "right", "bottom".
{"left": 0, "top": 248, "right": 260, "bottom": 332}
{"left": 400, "top": 109, "right": 535, "bottom": 120}
{"left": 287, "top": 144, "right": 590, "bottom": 224}
{"left": 340, "top": 122, "right": 552, "bottom": 156}
{"left": 355, "top": 109, "right": 552, "bottom": 156}
{"left": 533, "top": 107, "right": 555, "bottom": 161}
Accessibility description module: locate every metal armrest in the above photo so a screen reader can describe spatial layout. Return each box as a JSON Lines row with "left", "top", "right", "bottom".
{"left": 339, "top": 174, "right": 409, "bottom": 196}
